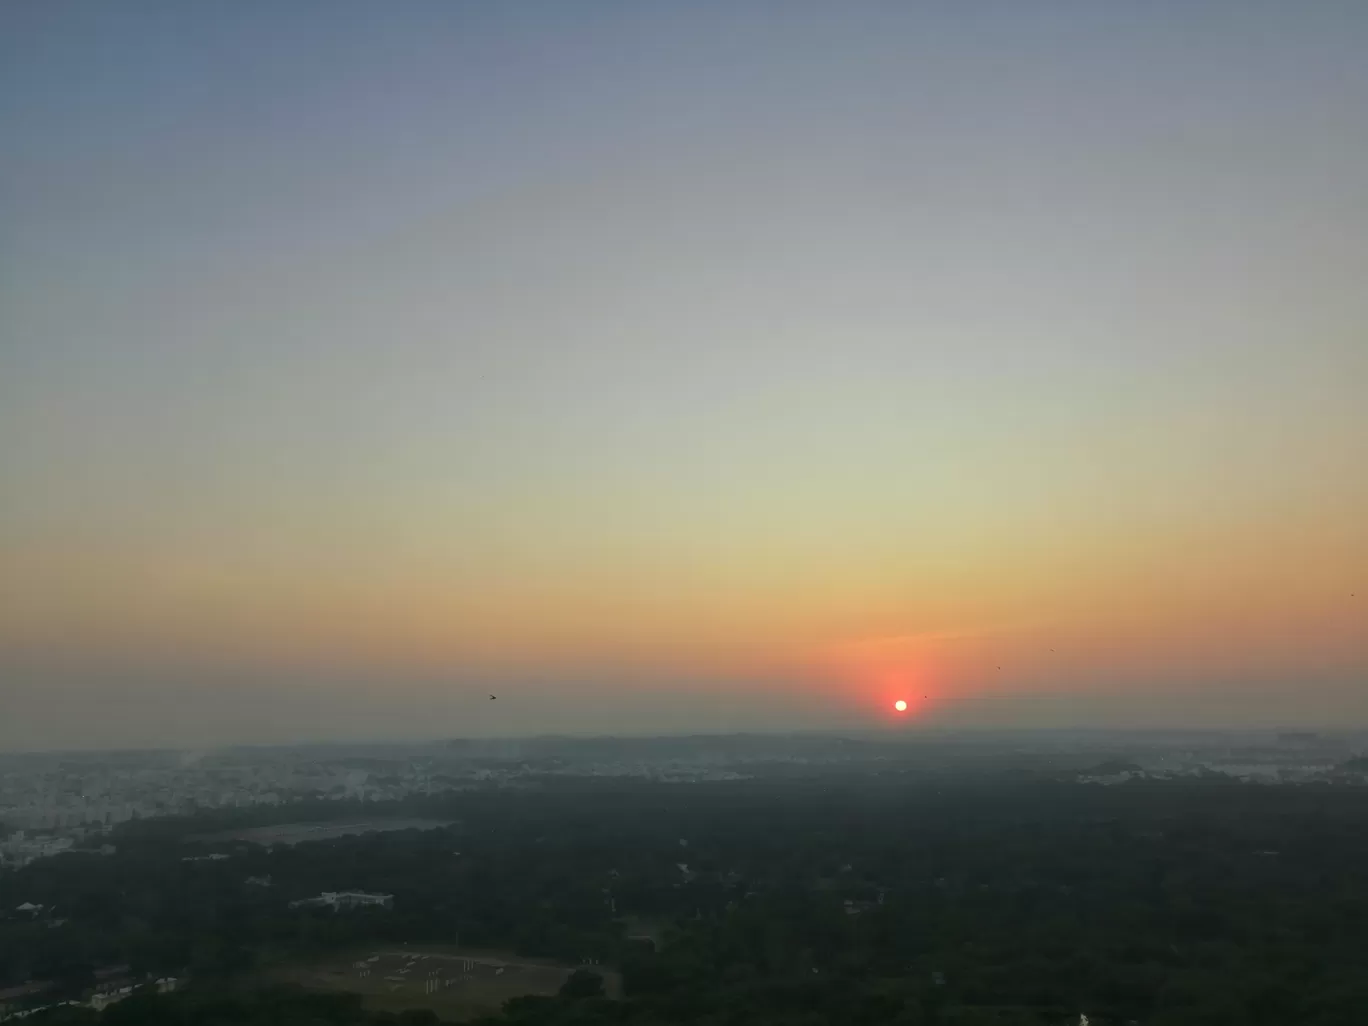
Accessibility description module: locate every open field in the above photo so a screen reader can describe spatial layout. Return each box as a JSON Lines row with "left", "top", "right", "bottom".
{"left": 270, "top": 948, "right": 618, "bottom": 1019}
{"left": 193, "top": 818, "right": 453, "bottom": 846}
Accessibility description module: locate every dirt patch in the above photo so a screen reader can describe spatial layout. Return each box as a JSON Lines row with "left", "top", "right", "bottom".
{"left": 270, "top": 948, "right": 617, "bottom": 1019}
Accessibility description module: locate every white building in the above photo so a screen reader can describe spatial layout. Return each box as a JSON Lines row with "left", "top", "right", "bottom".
{"left": 290, "top": 890, "right": 393, "bottom": 910}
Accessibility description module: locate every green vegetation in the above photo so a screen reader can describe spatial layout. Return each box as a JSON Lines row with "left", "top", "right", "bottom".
{"left": 4, "top": 777, "right": 1368, "bottom": 1024}
{"left": 559, "top": 970, "right": 605, "bottom": 1001}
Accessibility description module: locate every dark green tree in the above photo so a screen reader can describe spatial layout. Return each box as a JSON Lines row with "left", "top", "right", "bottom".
{"left": 560, "top": 968, "right": 606, "bottom": 1000}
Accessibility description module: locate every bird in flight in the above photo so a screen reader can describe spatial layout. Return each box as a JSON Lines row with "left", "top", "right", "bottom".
{"left": 489, "top": 694, "right": 497, "bottom": 701}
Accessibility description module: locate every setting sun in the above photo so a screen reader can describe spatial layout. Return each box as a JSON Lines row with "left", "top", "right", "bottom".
{"left": 894, "top": 699, "right": 908, "bottom": 713}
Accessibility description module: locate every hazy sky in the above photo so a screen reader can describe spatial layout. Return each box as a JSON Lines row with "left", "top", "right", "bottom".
{"left": 2, "top": 2, "right": 1366, "bottom": 750}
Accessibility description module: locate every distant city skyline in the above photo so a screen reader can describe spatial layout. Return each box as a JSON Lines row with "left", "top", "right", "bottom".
{"left": 2, "top": 2, "right": 1366, "bottom": 749}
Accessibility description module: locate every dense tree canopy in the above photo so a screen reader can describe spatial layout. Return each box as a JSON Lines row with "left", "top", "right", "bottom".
{"left": 5, "top": 776, "right": 1368, "bottom": 1024}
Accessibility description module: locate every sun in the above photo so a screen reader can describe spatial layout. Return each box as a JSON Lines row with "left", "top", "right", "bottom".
{"left": 893, "top": 699, "right": 908, "bottom": 713}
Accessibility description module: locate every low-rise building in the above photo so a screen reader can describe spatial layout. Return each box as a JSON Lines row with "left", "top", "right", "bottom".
{"left": 289, "top": 890, "right": 393, "bottom": 911}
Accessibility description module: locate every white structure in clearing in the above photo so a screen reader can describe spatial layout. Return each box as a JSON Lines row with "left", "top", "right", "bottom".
{"left": 289, "top": 890, "right": 394, "bottom": 910}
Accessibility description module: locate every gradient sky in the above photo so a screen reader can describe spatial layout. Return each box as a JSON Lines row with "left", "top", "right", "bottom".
{"left": 2, "top": 2, "right": 1366, "bottom": 750}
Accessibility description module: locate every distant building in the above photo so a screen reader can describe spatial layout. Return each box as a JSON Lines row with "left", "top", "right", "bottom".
{"left": 289, "top": 890, "right": 393, "bottom": 911}
{"left": 87, "top": 976, "right": 177, "bottom": 1012}
{"left": 329, "top": 890, "right": 393, "bottom": 910}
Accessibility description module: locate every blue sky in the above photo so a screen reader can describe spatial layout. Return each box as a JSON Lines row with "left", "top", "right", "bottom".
{"left": 2, "top": 2, "right": 1366, "bottom": 748}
